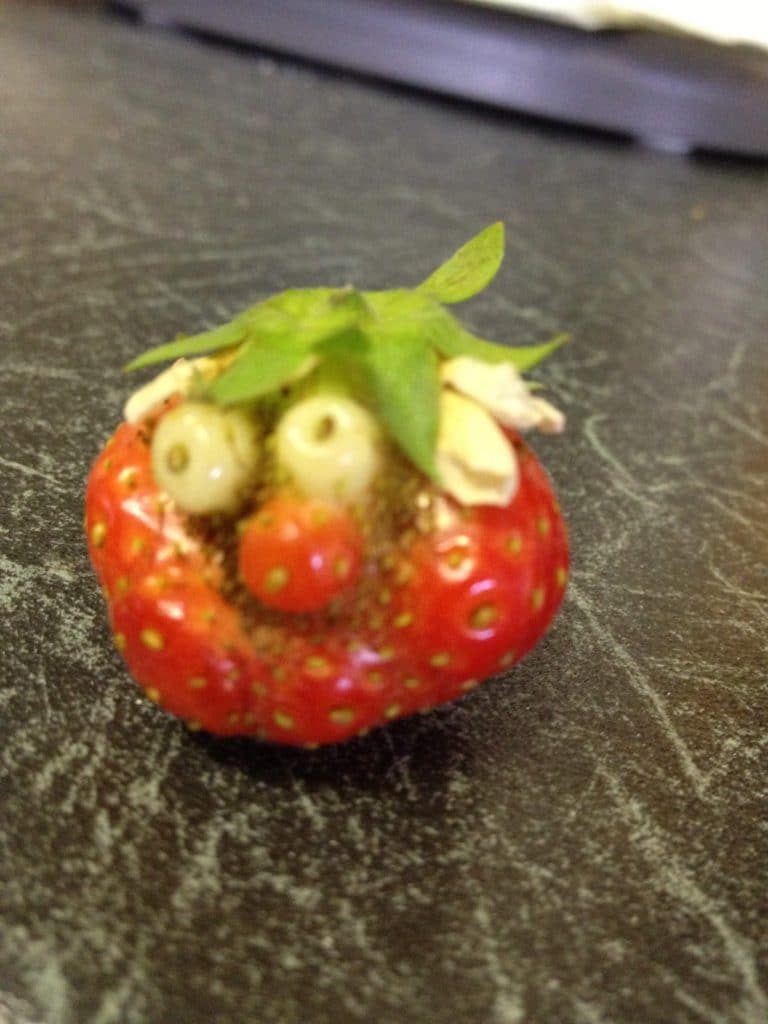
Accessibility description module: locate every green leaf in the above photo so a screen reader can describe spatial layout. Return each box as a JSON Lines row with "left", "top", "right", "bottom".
{"left": 240, "top": 287, "right": 340, "bottom": 334}
{"left": 322, "top": 287, "right": 372, "bottom": 320}
{"left": 365, "top": 287, "right": 568, "bottom": 375}
{"left": 245, "top": 287, "right": 369, "bottom": 345}
{"left": 364, "top": 288, "right": 438, "bottom": 321}
{"left": 502, "top": 333, "right": 570, "bottom": 372}
{"left": 433, "top": 327, "right": 570, "bottom": 372}
{"left": 206, "top": 336, "right": 316, "bottom": 405}
{"left": 206, "top": 291, "right": 371, "bottom": 405}
{"left": 363, "top": 322, "right": 441, "bottom": 478}
{"left": 119, "top": 230, "right": 568, "bottom": 481}
{"left": 417, "top": 222, "right": 505, "bottom": 304}
{"left": 124, "top": 319, "right": 248, "bottom": 371}
{"left": 124, "top": 287, "right": 358, "bottom": 373}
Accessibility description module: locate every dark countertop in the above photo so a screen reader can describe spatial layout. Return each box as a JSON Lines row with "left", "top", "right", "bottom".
{"left": 1, "top": 4, "right": 766, "bottom": 1023}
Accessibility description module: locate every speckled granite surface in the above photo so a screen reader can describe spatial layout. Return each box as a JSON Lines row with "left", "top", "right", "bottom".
{"left": 1, "top": 3, "right": 767, "bottom": 1023}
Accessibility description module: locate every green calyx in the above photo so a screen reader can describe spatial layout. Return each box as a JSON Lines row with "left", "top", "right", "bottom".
{"left": 124, "top": 222, "right": 567, "bottom": 479}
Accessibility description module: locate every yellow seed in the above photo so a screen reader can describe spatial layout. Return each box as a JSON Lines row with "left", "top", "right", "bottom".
{"left": 469, "top": 604, "right": 498, "bottom": 630}
{"left": 118, "top": 467, "right": 137, "bottom": 489}
{"left": 377, "top": 646, "right": 395, "bottom": 662}
{"left": 271, "top": 665, "right": 287, "bottom": 681}
{"left": 251, "top": 680, "right": 267, "bottom": 696}
{"left": 445, "top": 549, "right": 465, "bottom": 569}
{"left": 265, "top": 566, "right": 289, "bottom": 593}
{"left": 531, "top": 587, "right": 546, "bottom": 611}
{"left": 226, "top": 712, "right": 240, "bottom": 726}
{"left": 90, "top": 522, "right": 107, "bottom": 548}
{"left": 367, "top": 670, "right": 384, "bottom": 685}
{"left": 506, "top": 533, "right": 523, "bottom": 555}
{"left": 130, "top": 537, "right": 146, "bottom": 557}
{"left": 404, "top": 677, "right": 421, "bottom": 689}
{"left": 101, "top": 585, "right": 110, "bottom": 602}
{"left": 334, "top": 556, "right": 350, "bottom": 580}
{"left": 140, "top": 628, "right": 164, "bottom": 651}
{"left": 103, "top": 457, "right": 113, "bottom": 471}
{"left": 461, "top": 679, "right": 479, "bottom": 692}
{"left": 187, "top": 720, "right": 202, "bottom": 732}
{"left": 304, "top": 656, "right": 331, "bottom": 678}
{"left": 329, "top": 708, "right": 355, "bottom": 725}
{"left": 115, "top": 576, "right": 129, "bottom": 595}
{"left": 273, "top": 710, "right": 295, "bottom": 730}
{"left": 113, "top": 632, "right": 126, "bottom": 651}
{"left": 537, "top": 517, "right": 551, "bottom": 536}
{"left": 499, "top": 650, "right": 516, "bottom": 668}
{"left": 226, "top": 668, "right": 241, "bottom": 682}
{"left": 556, "top": 566, "right": 568, "bottom": 587}
{"left": 384, "top": 703, "right": 401, "bottom": 720}
{"left": 243, "top": 711, "right": 256, "bottom": 726}
{"left": 394, "top": 563, "right": 414, "bottom": 586}
{"left": 357, "top": 727, "right": 370, "bottom": 738}
{"left": 309, "top": 506, "right": 330, "bottom": 526}
{"left": 393, "top": 612, "right": 413, "bottom": 629}
{"left": 430, "top": 652, "right": 451, "bottom": 668}
{"left": 145, "top": 687, "right": 161, "bottom": 703}
{"left": 378, "top": 588, "right": 392, "bottom": 605}
{"left": 304, "top": 741, "right": 320, "bottom": 751}
{"left": 188, "top": 676, "right": 208, "bottom": 690}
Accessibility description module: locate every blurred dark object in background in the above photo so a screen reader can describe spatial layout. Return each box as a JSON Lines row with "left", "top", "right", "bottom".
{"left": 111, "top": 0, "right": 768, "bottom": 157}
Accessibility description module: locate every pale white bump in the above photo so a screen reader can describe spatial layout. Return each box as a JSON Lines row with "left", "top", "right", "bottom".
{"left": 436, "top": 390, "right": 519, "bottom": 507}
{"left": 151, "top": 401, "right": 260, "bottom": 514}
{"left": 274, "top": 394, "right": 382, "bottom": 502}
{"left": 440, "top": 356, "right": 565, "bottom": 434}
{"left": 124, "top": 357, "right": 221, "bottom": 424}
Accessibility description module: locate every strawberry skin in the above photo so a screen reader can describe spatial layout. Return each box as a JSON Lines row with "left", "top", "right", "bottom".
{"left": 108, "top": 575, "right": 263, "bottom": 736}
{"left": 238, "top": 495, "right": 364, "bottom": 613}
{"left": 388, "top": 435, "right": 568, "bottom": 690}
{"left": 86, "top": 412, "right": 568, "bottom": 747}
{"left": 86, "top": 413, "right": 259, "bottom": 736}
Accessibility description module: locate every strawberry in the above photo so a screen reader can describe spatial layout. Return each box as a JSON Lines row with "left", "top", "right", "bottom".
{"left": 85, "top": 224, "right": 570, "bottom": 746}
{"left": 238, "top": 495, "right": 364, "bottom": 613}
{"left": 388, "top": 436, "right": 568, "bottom": 689}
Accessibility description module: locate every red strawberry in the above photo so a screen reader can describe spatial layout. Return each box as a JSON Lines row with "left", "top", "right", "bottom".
{"left": 85, "top": 224, "right": 571, "bottom": 746}
{"left": 85, "top": 414, "right": 567, "bottom": 746}
{"left": 387, "top": 436, "right": 568, "bottom": 689}
{"left": 238, "top": 495, "right": 364, "bottom": 613}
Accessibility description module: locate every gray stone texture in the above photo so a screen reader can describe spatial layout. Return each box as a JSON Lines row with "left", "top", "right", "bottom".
{"left": 1, "top": 3, "right": 766, "bottom": 1022}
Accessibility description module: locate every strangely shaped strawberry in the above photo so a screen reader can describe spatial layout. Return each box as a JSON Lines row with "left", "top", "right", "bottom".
{"left": 85, "top": 224, "right": 570, "bottom": 746}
